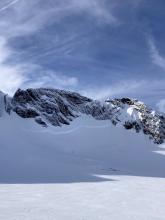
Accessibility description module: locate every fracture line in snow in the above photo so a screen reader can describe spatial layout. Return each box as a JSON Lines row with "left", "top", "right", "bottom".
{"left": 0, "top": 0, "right": 21, "bottom": 12}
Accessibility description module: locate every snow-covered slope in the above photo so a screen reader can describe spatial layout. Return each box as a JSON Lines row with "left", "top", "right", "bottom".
{"left": 0, "top": 98, "right": 165, "bottom": 182}
{"left": 0, "top": 88, "right": 165, "bottom": 219}
{"left": 0, "top": 106, "right": 165, "bottom": 220}
{"left": 2, "top": 88, "right": 165, "bottom": 144}
{"left": 0, "top": 87, "right": 165, "bottom": 181}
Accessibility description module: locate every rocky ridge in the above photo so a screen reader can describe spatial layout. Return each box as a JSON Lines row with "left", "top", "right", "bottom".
{"left": 1, "top": 88, "right": 165, "bottom": 144}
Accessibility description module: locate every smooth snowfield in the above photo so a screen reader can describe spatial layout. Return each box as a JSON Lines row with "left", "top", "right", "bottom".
{"left": 0, "top": 108, "right": 165, "bottom": 219}
{"left": 0, "top": 176, "right": 165, "bottom": 220}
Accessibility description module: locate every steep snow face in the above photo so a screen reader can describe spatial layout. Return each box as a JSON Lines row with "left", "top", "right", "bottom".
{"left": 0, "top": 113, "right": 165, "bottom": 220}
{"left": 1, "top": 88, "right": 165, "bottom": 144}
{"left": 0, "top": 112, "right": 165, "bottom": 183}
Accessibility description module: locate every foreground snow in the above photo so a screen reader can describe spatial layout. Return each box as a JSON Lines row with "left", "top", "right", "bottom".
{"left": 0, "top": 176, "right": 165, "bottom": 220}
{"left": 0, "top": 110, "right": 165, "bottom": 219}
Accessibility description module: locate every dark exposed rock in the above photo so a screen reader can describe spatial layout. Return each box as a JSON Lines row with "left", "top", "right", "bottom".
{"left": 14, "top": 107, "right": 39, "bottom": 118}
{"left": 11, "top": 88, "right": 92, "bottom": 127}
{"left": 124, "top": 121, "right": 141, "bottom": 133}
{"left": 35, "top": 117, "right": 47, "bottom": 127}
{"left": 124, "top": 122, "right": 135, "bottom": 130}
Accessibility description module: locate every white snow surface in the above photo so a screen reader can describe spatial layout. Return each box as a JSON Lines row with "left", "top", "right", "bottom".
{"left": 0, "top": 103, "right": 165, "bottom": 219}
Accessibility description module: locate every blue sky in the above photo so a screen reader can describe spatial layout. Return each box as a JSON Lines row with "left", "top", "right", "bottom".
{"left": 0, "top": 0, "right": 165, "bottom": 111}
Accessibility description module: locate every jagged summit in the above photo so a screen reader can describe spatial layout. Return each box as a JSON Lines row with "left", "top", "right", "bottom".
{"left": 1, "top": 88, "right": 165, "bottom": 144}
{"left": 11, "top": 88, "right": 92, "bottom": 126}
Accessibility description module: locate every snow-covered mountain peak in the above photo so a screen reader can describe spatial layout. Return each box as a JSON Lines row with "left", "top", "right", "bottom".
{"left": 100, "top": 97, "right": 165, "bottom": 144}
{"left": 110, "top": 98, "right": 146, "bottom": 117}
{"left": 0, "top": 88, "right": 165, "bottom": 144}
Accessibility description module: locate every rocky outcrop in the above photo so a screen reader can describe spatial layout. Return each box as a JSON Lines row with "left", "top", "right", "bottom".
{"left": 11, "top": 88, "right": 92, "bottom": 126}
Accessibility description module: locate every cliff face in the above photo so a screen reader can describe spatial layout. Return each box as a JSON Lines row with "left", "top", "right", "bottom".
{"left": 11, "top": 88, "right": 92, "bottom": 127}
